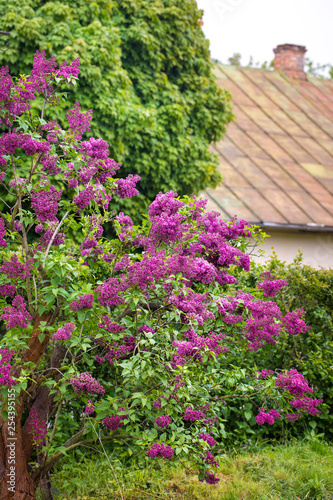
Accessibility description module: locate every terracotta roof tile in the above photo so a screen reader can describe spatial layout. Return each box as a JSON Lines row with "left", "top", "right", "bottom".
{"left": 205, "top": 186, "right": 259, "bottom": 222}
{"left": 208, "top": 64, "right": 333, "bottom": 228}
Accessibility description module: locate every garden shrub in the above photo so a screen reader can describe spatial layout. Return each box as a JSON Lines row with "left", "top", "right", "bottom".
{"left": 0, "top": 53, "right": 323, "bottom": 500}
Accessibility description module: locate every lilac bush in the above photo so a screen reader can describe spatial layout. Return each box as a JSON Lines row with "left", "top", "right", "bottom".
{"left": 0, "top": 51, "right": 323, "bottom": 498}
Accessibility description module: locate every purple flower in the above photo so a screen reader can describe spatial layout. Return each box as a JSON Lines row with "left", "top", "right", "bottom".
{"left": 14, "top": 220, "right": 22, "bottom": 232}
{"left": 255, "top": 409, "right": 282, "bottom": 426}
{"left": 104, "top": 336, "right": 136, "bottom": 365}
{"left": 204, "top": 451, "right": 219, "bottom": 467}
{"left": 256, "top": 369, "right": 274, "bottom": 379}
{"left": 96, "top": 278, "right": 127, "bottom": 307}
{"left": 0, "top": 347, "right": 17, "bottom": 387}
{"left": 41, "top": 154, "right": 61, "bottom": 175}
{"left": 275, "top": 369, "right": 313, "bottom": 398}
{"left": 0, "top": 218, "right": 7, "bottom": 246}
{"left": 0, "top": 132, "right": 29, "bottom": 154}
{"left": 199, "top": 433, "right": 217, "bottom": 447}
{"left": 26, "top": 407, "right": 47, "bottom": 444}
{"left": 23, "top": 137, "right": 50, "bottom": 156}
{"left": 98, "top": 315, "right": 125, "bottom": 333}
{"left": 147, "top": 443, "right": 174, "bottom": 459}
{"left": 53, "top": 322, "right": 75, "bottom": 341}
{"left": 138, "top": 325, "right": 156, "bottom": 335}
{"left": 84, "top": 400, "right": 96, "bottom": 416}
{"left": 156, "top": 415, "right": 172, "bottom": 428}
{"left": 148, "top": 191, "right": 184, "bottom": 217}
{"left": 0, "top": 284, "right": 16, "bottom": 297}
{"left": 73, "top": 185, "right": 95, "bottom": 211}
{"left": 290, "top": 398, "right": 323, "bottom": 415}
{"left": 66, "top": 101, "right": 92, "bottom": 140}
{"left": 55, "top": 58, "right": 80, "bottom": 80}
{"left": 103, "top": 414, "right": 129, "bottom": 430}
{"left": 1, "top": 254, "right": 32, "bottom": 280}
{"left": 70, "top": 294, "right": 94, "bottom": 311}
{"left": 70, "top": 372, "right": 105, "bottom": 396}
{"left": 258, "top": 278, "right": 288, "bottom": 297}
{"left": 285, "top": 413, "right": 303, "bottom": 421}
{"left": 114, "top": 174, "right": 141, "bottom": 199}
{"left": 183, "top": 407, "right": 206, "bottom": 421}
{"left": 31, "top": 185, "right": 62, "bottom": 222}
{"left": 283, "top": 309, "right": 311, "bottom": 335}
{"left": 1, "top": 295, "right": 32, "bottom": 329}
{"left": 199, "top": 471, "right": 220, "bottom": 484}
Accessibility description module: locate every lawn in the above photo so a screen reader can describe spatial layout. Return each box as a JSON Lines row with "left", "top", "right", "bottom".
{"left": 44, "top": 437, "right": 333, "bottom": 500}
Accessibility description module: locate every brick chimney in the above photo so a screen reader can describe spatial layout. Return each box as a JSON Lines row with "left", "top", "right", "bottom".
{"left": 273, "top": 44, "right": 307, "bottom": 80}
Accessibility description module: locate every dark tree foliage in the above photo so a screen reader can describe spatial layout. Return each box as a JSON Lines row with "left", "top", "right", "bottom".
{"left": 0, "top": 0, "right": 233, "bottom": 217}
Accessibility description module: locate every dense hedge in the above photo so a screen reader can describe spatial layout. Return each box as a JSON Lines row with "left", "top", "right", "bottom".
{"left": 0, "top": 0, "right": 233, "bottom": 218}
{"left": 223, "top": 253, "right": 333, "bottom": 445}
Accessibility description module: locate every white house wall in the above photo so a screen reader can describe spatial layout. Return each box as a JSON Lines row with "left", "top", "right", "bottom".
{"left": 250, "top": 231, "right": 333, "bottom": 269}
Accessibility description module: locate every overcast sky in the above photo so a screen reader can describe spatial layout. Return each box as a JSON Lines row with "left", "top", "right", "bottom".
{"left": 196, "top": 0, "right": 333, "bottom": 71}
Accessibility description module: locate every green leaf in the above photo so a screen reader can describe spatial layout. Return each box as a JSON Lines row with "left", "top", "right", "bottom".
{"left": 38, "top": 333, "right": 46, "bottom": 343}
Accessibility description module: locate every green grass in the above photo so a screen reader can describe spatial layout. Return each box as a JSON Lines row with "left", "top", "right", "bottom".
{"left": 43, "top": 438, "right": 333, "bottom": 500}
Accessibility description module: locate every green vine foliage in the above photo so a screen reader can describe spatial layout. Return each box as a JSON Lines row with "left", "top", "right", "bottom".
{"left": 0, "top": 0, "right": 233, "bottom": 218}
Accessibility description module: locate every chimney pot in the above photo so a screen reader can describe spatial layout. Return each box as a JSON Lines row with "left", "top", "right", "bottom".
{"left": 273, "top": 44, "right": 307, "bottom": 80}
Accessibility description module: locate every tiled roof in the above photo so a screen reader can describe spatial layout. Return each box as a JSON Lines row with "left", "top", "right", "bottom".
{"left": 205, "top": 64, "right": 333, "bottom": 230}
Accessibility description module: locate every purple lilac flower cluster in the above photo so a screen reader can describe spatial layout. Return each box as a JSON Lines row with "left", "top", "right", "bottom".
{"left": 199, "top": 433, "right": 217, "bottom": 447}
{"left": 0, "top": 347, "right": 17, "bottom": 387}
{"left": 41, "top": 153, "right": 61, "bottom": 175}
{"left": 204, "top": 451, "right": 220, "bottom": 467}
{"left": 172, "top": 327, "right": 229, "bottom": 366}
{"left": 255, "top": 409, "right": 282, "bottom": 426}
{"left": 70, "top": 294, "right": 94, "bottom": 311}
{"left": 35, "top": 221, "right": 65, "bottom": 249}
{"left": 53, "top": 323, "right": 75, "bottom": 342}
{"left": 183, "top": 407, "right": 206, "bottom": 421}
{"left": 200, "top": 471, "right": 220, "bottom": 485}
{"left": 229, "top": 291, "right": 283, "bottom": 351}
{"left": 114, "top": 174, "right": 141, "bottom": 199}
{"left": 147, "top": 443, "right": 174, "bottom": 459}
{"left": 0, "top": 219, "right": 7, "bottom": 246}
{"left": 257, "top": 278, "right": 288, "bottom": 297}
{"left": 96, "top": 278, "right": 127, "bottom": 307}
{"left": 156, "top": 415, "right": 172, "bottom": 428}
{"left": 96, "top": 336, "right": 136, "bottom": 366}
{"left": 290, "top": 398, "right": 323, "bottom": 415}
{"left": 115, "top": 212, "right": 134, "bottom": 242}
{"left": 282, "top": 309, "right": 311, "bottom": 335}
{"left": 0, "top": 284, "right": 16, "bottom": 297}
{"left": 98, "top": 315, "right": 125, "bottom": 333}
{"left": 1, "top": 255, "right": 32, "bottom": 281}
{"left": 170, "top": 290, "right": 214, "bottom": 326}
{"left": 31, "top": 185, "right": 62, "bottom": 222}
{"left": 84, "top": 401, "right": 96, "bottom": 416}
{"left": 275, "top": 369, "right": 313, "bottom": 397}
{"left": 26, "top": 407, "right": 47, "bottom": 445}
{"left": 66, "top": 101, "right": 92, "bottom": 140}
{"left": 102, "top": 413, "right": 129, "bottom": 431}
{"left": 1, "top": 295, "right": 32, "bottom": 329}
{"left": 70, "top": 372, "right": 105, "bottom": 396}
{"left": 138, "top": 325, "right": 155, "bottom": 335}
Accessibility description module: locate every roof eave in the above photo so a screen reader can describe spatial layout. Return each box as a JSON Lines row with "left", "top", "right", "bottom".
{"left": 254, "top": 222, "right": 333, "bottom": 233}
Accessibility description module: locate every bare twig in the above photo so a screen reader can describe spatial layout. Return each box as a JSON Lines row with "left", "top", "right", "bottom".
{"left": 43, "top": 211, "right": 69, "bottom": 264}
